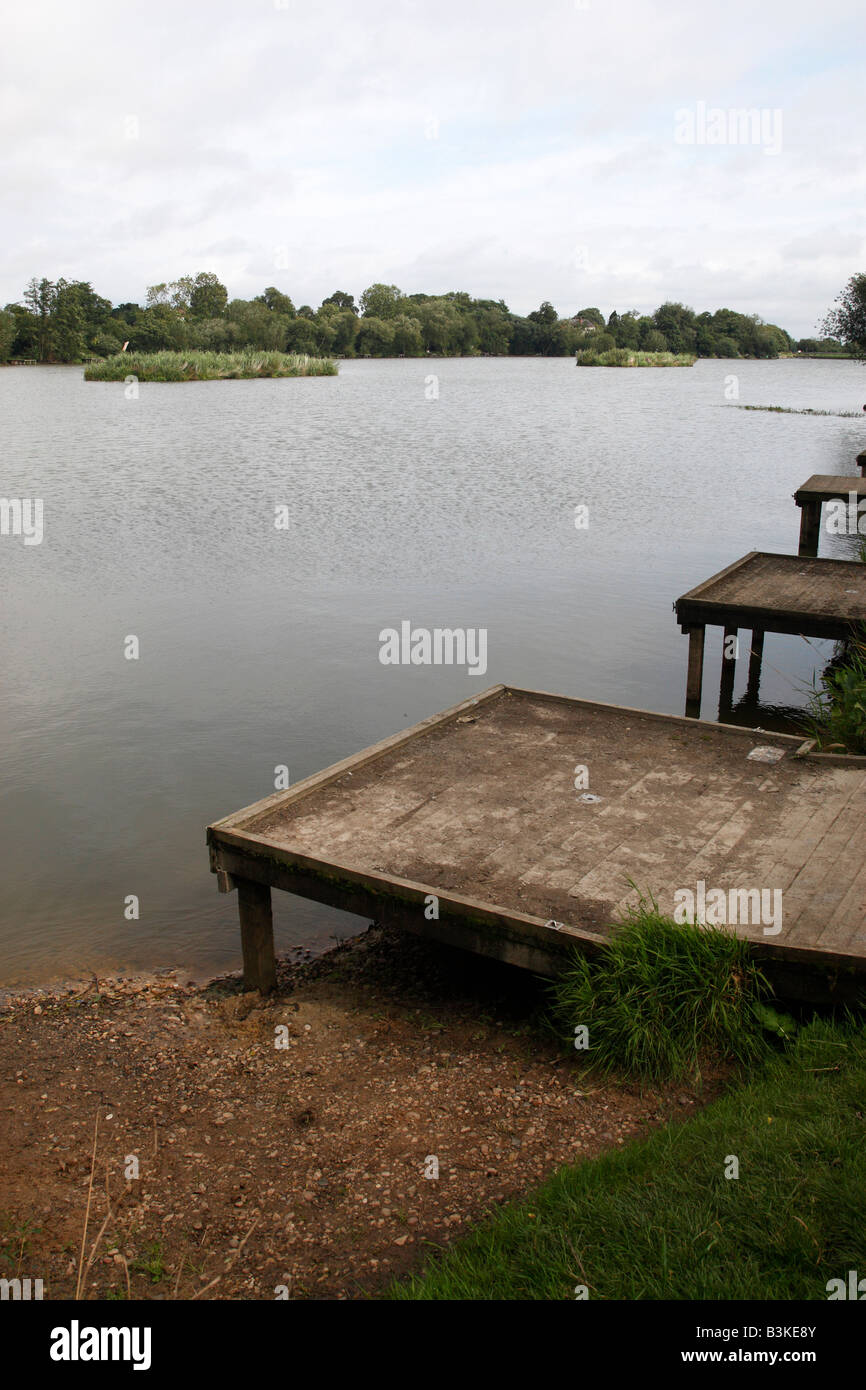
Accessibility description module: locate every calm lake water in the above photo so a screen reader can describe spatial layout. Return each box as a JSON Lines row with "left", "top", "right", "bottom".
{"left": 1, "top": 356, "right": 864, "bottom": 985}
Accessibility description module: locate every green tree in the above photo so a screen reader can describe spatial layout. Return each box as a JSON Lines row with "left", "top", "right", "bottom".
{"left": 284, "top": 316, "right": 318, "bottom": 352}
{"left": 91, "top": 329, "right": 124, "bottom": 357}
{"left": 330, "top": 309, "right": 359, "bottom": 355}
{"left": 188, "top": 272, "right": 228, "bottom": 319}
{"left": 50, "top": 279, "right": 87, "bottom": 360}
{"left": 312, "top": 316, "right": 337, "bottom": 354}
{"left": 145, "top": 282, "right": 173, "bottom": 309}
{"left": 391, "top": 313, "right": 424, "bottom": 355}
{"left": 509, "top": 316, "right": 541, "bottom": 354}
{"left": 5, "top": 303, "right": 39, "bottom": 358}
{"left": 359, "top": 283, "right": 404, "bottom": 319}
{"left": 23, "top": 277, "right": 54, "bottom": 360}
{"left": 642, "top": 328, "right": 668, "bottom": 352}
{"left": 822, "top": 273, "right": 866, "bottom": 361}
{"left": 169, "top": 276, "right": 196, "bottom": 313}
{"left": 0, "top": 307, "right": 16, "bottom": 360}
{"left": 415, "top": 298, "right": 463, "bottom": 353}
{"left": 257, "top": 286, "right": 296, "bottom": 316}
{"left": 615, "top": 312, "right": 641, "bottom": 349}
{"left": 133, "top": 303, "right": 188, "bottom": 351}
{"left": 653, "top": 302, "right": 697, "bottom": 354}
{"left": 322, "top": 290, "right": 356, "bottom": 312}
{"left": 356, "top": 316, "right": 395, "bottom": 355}
{"left": 527, "top": 301, "right": 568, "bottom": 355}
{"left": 474, "top": 305, "right": 512, "bottom": 354}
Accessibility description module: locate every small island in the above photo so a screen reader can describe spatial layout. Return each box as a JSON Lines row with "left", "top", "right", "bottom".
{"left": 84, "top": 349, "right": 338, "bottom": 382}
{"left": 576, "top": 348, "right": 696, "bottom": 367}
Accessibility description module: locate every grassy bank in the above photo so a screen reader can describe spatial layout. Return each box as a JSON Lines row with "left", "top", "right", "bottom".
{"left": 84, "top": 350, "right": 338, "bottom": 381}
{"left": 390, "top": 1017, "right": 866, "bottom": 1300}
{"left": 576, "top": 348, "right": 696, "bottom": 367}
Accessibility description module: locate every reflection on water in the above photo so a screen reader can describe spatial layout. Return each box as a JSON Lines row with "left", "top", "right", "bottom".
{"left": 1, "top": 356, "right": 864, "bottom": 983}
{"left": 717, "top": 698, "right": 812, "bottom": 736}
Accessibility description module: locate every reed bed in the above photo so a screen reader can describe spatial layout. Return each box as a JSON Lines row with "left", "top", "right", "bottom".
{"left": 84, "top": 350, "right": 338, "bottom": 381}
{"left": 575, "top": 348, "right": 696, "bottom": 367}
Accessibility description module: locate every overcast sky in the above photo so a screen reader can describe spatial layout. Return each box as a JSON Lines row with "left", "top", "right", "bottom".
{"left": 2, "top": 0, "right": 864, "bottom": 336}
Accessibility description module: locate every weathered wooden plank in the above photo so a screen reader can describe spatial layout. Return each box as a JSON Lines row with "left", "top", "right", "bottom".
{"left": 208, "top": 687, "right": 866, "bottom": 1000}
{"left": 794, "top": 475, "right": 866, "bottom": 504}
{"left": 676, "top": 553, "right": 866, "bottom": 639}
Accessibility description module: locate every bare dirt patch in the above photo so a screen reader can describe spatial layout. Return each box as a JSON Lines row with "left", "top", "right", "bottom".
{"left": 0, "top": 927, "right": 727, "bottom": 1300}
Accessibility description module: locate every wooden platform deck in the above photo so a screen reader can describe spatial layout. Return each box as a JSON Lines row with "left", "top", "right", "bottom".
{"left": 674, "top": 551, "right": 866, "bottom": 715}
{"left": 207, "top": 686, "right": 866, "bottom": 1003}
{"left": 793, "top": 475, "right": 866, "bottom": 555}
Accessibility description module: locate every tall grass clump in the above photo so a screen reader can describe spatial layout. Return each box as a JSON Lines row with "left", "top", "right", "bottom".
{"left": 575, "top": 348, "right": 696, "bottom": 367}
{"left": 803, "top": 629, "right": 866, "bottom": 755}
{"left": 549, "top": 899, "right": 773, "bottom": 1082}
{"left": 84, "top": 350, "right": 337, "bottom": 381}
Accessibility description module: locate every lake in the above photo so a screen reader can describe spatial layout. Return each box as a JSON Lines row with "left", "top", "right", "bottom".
{"left": 1, "top": 355, "right": 864, "bottom": 985}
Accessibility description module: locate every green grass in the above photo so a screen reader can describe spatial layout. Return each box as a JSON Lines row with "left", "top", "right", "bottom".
{"left": 389, "top": 1017, "right": 866, "bottom": 1300}
{"left": 548, "top": 902, "right": 774, "bottom": 1084}
{"left": 576, "top": 349, "right": 696, "bottom": 367}
{"left": 84, "top": 350, "right": 337, "bottom": 381}
{"left": 803, "top": 631, "right": 866, "bottom": 755}
{"left": 132, "top": 1239, "right": 167, "bottom": 1284}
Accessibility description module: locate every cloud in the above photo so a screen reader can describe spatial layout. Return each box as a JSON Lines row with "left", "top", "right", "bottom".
{"left": 0, "top": 0, "right": 863, "bottom": 334}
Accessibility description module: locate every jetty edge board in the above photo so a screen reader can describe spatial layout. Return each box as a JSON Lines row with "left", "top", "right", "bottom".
{"left": 207, "top": 685, "right": 866, "bottom": 1002}
{"left": 674, "top": 551, "right": 866, "bottom": 714}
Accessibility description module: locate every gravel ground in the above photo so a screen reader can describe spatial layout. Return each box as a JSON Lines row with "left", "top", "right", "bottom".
{"left": 0, "top": 925, "right": 723, "bottom": 1300}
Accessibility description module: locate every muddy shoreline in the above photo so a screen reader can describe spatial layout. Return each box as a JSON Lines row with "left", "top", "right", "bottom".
{"left": 0, "top": 925, "right": 723, "bottom": 1300}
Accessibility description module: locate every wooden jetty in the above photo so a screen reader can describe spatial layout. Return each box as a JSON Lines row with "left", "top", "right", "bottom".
{"left": 208, "top": 685, "right": 866, "bottom": 1004}
{"left": 794, "top": 474, "right": 866, "bottom": 556}
{"left": 675, "top": 551, "right": 866, "bottom": 717}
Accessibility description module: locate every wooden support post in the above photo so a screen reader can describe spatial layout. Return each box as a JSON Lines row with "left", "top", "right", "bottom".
{"left": 237, "top": 878, "right": 276, "bottom": 994}
{"left": 685, "top": 624, "right": 705, "bottom": 718}
{"left": 747, "top": 629, "right": 765, "bottom": 704}
{"left": 718, "top": 625, "right": 737, "bottom": 719}
{"left": 797, "top": 501, "right": 821, "bottom": 557}
{"left": 857, "top": 451, "right": 866, "bottom": 479}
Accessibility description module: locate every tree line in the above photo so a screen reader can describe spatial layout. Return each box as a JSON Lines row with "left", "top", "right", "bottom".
{"left": 0, "top": 270, "right": 860, "bottom": 364}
